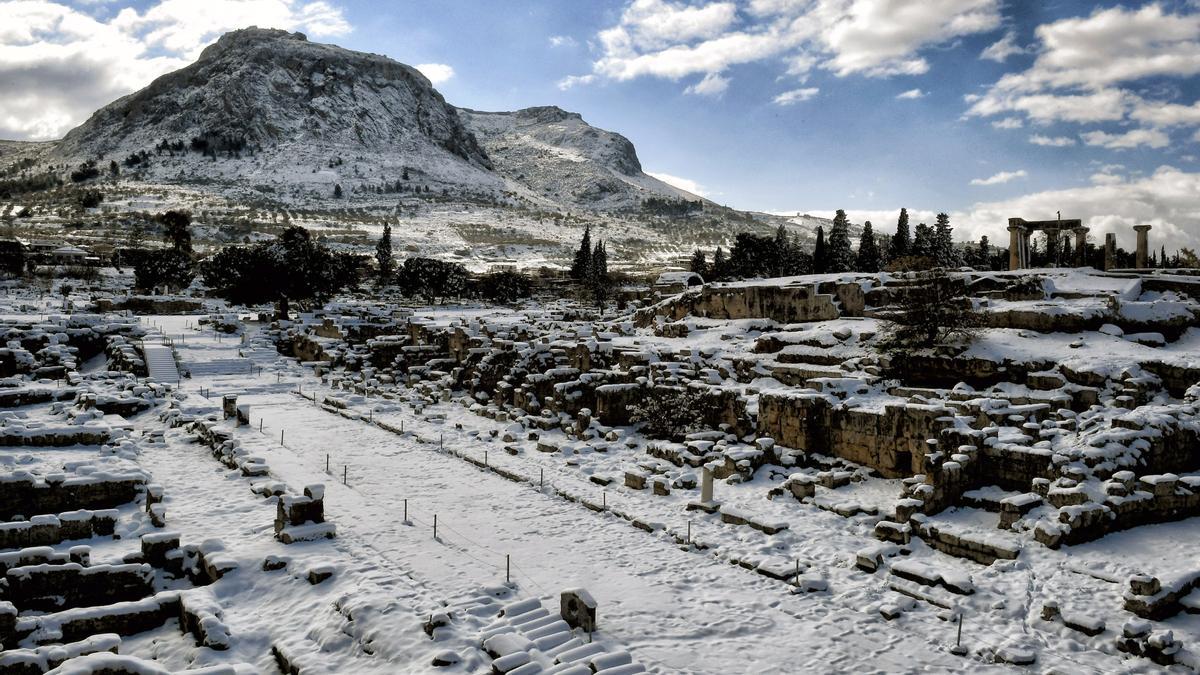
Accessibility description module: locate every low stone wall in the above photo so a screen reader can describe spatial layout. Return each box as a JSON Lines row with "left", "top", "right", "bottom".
{"left": 635, "top": 282, "right": 846, "bottom": 326}
{"left": 0, "top": 511, "right": 118, "bottom": 549}
{"left": 758, "top": 393, "right": 954, "bottom": 477}
{"left": 3, "top": 563, "right": 153, "bottom": 612}
{"left": 0, "top": 476, "right": 142, "bottom": 520}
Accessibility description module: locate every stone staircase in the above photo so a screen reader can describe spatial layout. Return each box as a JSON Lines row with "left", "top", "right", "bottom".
{"left": 141, "top": 343, "right": 179, "bottom": 385}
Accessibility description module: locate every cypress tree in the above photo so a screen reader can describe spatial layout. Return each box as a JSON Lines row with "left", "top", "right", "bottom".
{"left": 712, "top": 247, "right": 727, "bottom": 280}
{"left": 690, "top": 249, "right": 708, "bottom": 278}
{"left": 375, "top": 223, "right": 394, "bottom": 285}
{"left": 890, "top": 208, "right": 911, "bottom": 261}
{"left": 813, "top": 226, "right": 827, "bottom": 274}
{"left": 333, "top": 184, "right": 343, "bottom": 198}
{"left": 856, "top": 220, "right": 881, "bottom": 273}
{"left": 571, "top": 225, "right": 592, "bottom": 280}
{"left": 826, "top": 210, "right": 854, "bottom": 273}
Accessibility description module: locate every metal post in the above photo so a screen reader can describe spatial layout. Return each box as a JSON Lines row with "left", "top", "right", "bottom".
{"left": 343, "top": 465, "right": 347, "bottom": 486}
{"left": 687, "top": 521, "right": 691, "bottom": 544}
{"left": 433, "top": 514, "right": 438, "bottom": 539}
{"left": 326, "top": 454, "right": 329, "bottom": 472}
{"left": 540, "top": 468, "right": 544, "bottom": 488}
{"left": 484, "top": 451, "right": 488, "bottom": 466}
{"left": 404, "top": 499, "right": 408, "bottom": 522}
{"left": 956, "top": 613, "right": 963, "bottom": 647}
{"left": 795, "top": 560, "right": 800, "bottom": 584}
{"left": 280, "top": 429, "right": 284, "bottom": 445}
{"left": 602, "top": 492, "right": 606, "bottom": 509}
{"left": 259, "top": 419, "right": 263, "bottom": 432}
{"left": 506, "top": 554, "right": 510, "bottom": 584}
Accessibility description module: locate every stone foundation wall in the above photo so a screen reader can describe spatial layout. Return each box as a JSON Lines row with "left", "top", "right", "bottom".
{"left": 758, "top": 393, "right": 954, "bottom": 477}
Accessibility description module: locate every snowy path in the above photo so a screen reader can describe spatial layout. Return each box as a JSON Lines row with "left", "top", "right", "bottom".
{"left": 240, "top": 390, "right": 998, "bottom": 673}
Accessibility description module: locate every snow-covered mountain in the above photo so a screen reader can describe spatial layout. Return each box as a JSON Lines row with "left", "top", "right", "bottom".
{"left": 43, "top": 28, "right": 704, "bottom": 212}
{"left": 458, "top": 106, "right": 701, "bottom": 209}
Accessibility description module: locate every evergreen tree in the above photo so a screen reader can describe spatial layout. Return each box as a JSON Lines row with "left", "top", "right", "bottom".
{"left": 333, "top": 184, "right": 343, "bottom": 199}
{"left": 933, "top": 212, "right": 958, "bottom": 267}
{"left": 813, "top": 226, "right": 827, "bottom": 274}
{"left": 375, "top": 223, "right": 394, "bottom": 285}
{"left": 890, "top": 208, "right": 911, "bottom": 261}
{"left": 855, "top": 220, "right": 881, "bottom": 273}
{"left": 826, "top": 209, "right": 854, "bottom": 273}
{"left": 109, "top": 160, "right": 120, "bottom": 177}
{"left": 975, "top": 236, "right": 990, "bottom": 270}
{"left": 689, "top": 249, "right": 708, "bottom": 278}
{"left": 570, "top": 225, "right": 592, "bottom": 279}
{"left": 711, "top": 247, "right": 727, "bottom": 280}
{"left": 912, "top": 222, "right": 934, "bottom": 259}
{"left": 159, "top": 210, "right": 192, "bottom": 253}
{"left": 588, "top": 240, "right": 612, "bottom": 311}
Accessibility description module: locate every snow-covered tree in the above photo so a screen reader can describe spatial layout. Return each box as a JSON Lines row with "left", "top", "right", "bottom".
{"left": 856, "top": 221, "right": 881, "bottom": 273}
{"left": 826, "top": 210, "right": 854, "bottom": 273}
{"left": 933, "top": 212, "right": 959, "bottom": 267}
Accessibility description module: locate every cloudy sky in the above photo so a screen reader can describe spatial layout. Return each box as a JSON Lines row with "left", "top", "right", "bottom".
{"left": 3, "top": 0, "right": 1200, "bottom": 249}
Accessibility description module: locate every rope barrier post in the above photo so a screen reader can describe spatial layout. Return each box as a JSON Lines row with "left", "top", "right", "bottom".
{"left": 280, "top": 429, "right": 284, "bottom": 445}
{"left": 506, "top": 554, "right": 510, "bottom": 584}
{"left": 951, "top": 611, "right": 967, "bottom": 656}
{"left": 540, "top": 468, "right": 544, "bottom": 488}
{"left": 687, "top": 520, "right": 691, "bottom": 545}
{"left": 326, "top": 454, "right": 329, "bottom": 472}
{"left": 343, "top": 465, "right": 347, "bottom": 486}
{"left": 794, "top": 560, "right": 800, "bottom": 585}
{"left": 484, "top": 451, "right": 488, "bottom": 466}
{"left": 433, "top": 514, "right": 438, "bottom": 540}
{"left": 439, "top": 433, "right": 443, "bottom": 450}
{"left": 259, "top": 419, "right": 263, "bottom": 432}
{"left": 602, "top": 492, "right": 606, "bottom": 509}
{"left": 404, "top": 498, "right": 408, "bottom": 523}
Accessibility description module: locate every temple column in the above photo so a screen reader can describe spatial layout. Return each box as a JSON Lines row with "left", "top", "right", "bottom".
{"left": 1073, "top": 227, "right": 1088, "bottom": 267}
{"left": 1134, "top": 224, "right": 1151, "bottom": 268}
{"left": 1104, "top": 233, "right": 1116, "bottom": 271}
{"left": 1008, "top": 225, "right": 1023, "bottom": 270}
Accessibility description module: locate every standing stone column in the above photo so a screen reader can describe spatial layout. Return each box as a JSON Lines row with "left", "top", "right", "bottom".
{"left": 1008, "top": 224, "right": 1024, "bottom": 270}
{"left": 1073, "top": 227, "right": 1088, "bottom": 267}
{"left": 1134, "top": 225, "right": 1152, "bottom": 269}
{"left": 1104, "top": 233, "right": 1117, "bottom": 271}
{"left": 700, "top": 466, "right": 714, "bottom": 503}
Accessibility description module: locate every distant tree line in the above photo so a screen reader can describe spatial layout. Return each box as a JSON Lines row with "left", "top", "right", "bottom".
{"left": 688, "top": 208, "right": 999, "bottom": 281}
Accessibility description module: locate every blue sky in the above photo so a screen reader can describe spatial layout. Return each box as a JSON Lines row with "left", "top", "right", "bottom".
{"left": 4, "top": 0, "right": 1200, "bottom": 247}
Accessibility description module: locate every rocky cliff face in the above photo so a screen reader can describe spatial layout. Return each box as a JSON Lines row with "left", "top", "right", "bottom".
{"left": 459, "top": 105, "right": 698, "bottom": 209}
{"left": 54, "top": 28, "right": 495, "bottom": 188}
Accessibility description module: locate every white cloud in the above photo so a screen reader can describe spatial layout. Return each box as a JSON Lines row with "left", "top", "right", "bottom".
{"left": 773, "top": 87, "right": 819, "bottom": 105}
{"left": 896, "top": 88, "right": 924, "bottom": 100}
{"left": 415, "top": 62, "right": 454, "bottom": 85}
{"left": 1029, "top": 134, "right": 1076, "bottom": 147}
{"left": 980, "top": 30, "right": 1024, "bottom": 62}
{"left": 1130, "top": 98, "right": 1200, "bottom": 127}
{"left": 1080, "top": 127, "right": 1170, "bottom": 150}
{"left": 1090, "top": 172, "right": 1123, "bottom": 185}
{"left": 991, "top": 117, "right": 1023, "bottom": 129}
{"left": 565, "top": 0, "right": 1003, "bottom": 95}
{"left": 953, "top": 165, "right": 1200, "bottom": 251}
{"left": 646, "top": 170, "right": 708, "bottom": 197}
{"left": 548, "top": 35, "right": 576, "bottom": 48}
{"left": 970, "top": 169, "right": 1027, "bottom": 186}
{"left": 967, "top": 4, "right": 1200, "bottom": 133}
{"left": 684, "top": 71, "right": 730, "bottom": 96}
{"left": 557, "top": 74, "right": 596, "bottom": 90}
{"left": 0, "top": 0, "right": 352, "bottom": 140}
